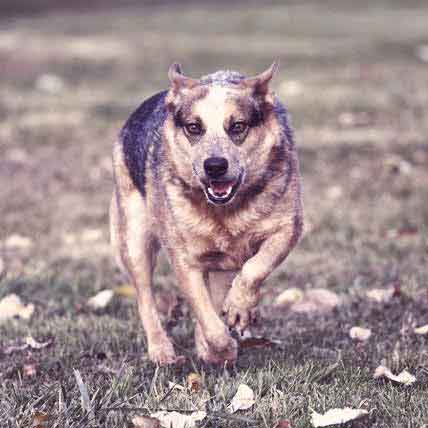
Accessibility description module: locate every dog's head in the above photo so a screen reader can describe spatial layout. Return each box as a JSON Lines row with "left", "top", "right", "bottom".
{"left": 164, "top": 62, "right": 282, "bottom": 206}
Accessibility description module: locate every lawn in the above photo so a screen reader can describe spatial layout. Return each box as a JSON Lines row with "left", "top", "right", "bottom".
{"left": 1, "top": 1, "right": 428, "bottom": 427}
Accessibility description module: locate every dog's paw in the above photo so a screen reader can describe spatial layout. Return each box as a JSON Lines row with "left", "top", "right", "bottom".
{"left": 195, "top": 324, "right": 237, "bottom": 365}
{"left": 222, "top": 276, "right": 260, "bottom": 332}
{"left": 148, "top": 339, "right": 184, "bottom": 366}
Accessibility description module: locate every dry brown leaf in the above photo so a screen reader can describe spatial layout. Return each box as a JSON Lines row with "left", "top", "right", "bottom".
{"left": 0, "top": 294, "right": 35, "bottom": 322}
{"left": 227, "top": 384, "right": 255, "bottom": 413}
{"left": 311, "top": 408, "right": 368, "bottom": 427}
{"left": 87, "top": 289, "right": 114, "bottom": 310}
{"left": 276, "top": 420, "right": 291, "bottom": 428}
{"left": 25, "top": 336, "right": 52, "bottom": 350}
{"left": 167, "top": 381, "right": 185, "bottom": 391}
{"left": 373, "top": 365, "right": 416, "bottom": 385}
{"left": 114, "top": 284, "right": 136, "bottom": 298}
{"left": 132, "top": 415, "right": 161, "bottom": 428}
{"left": 4, "top": 234, "right": 33, "bottom": 249}
{"left": 150, "top": 411, "right": 206, "bottom": 428}
{"left": 32, "top": 412, "right": 49, "bottom": 428}
{"left": 24, "top": 363, "right": 37, "bottom": 377}
{"left": 274, "top": 288, "right": 304, "bottom": 306}
{"left": 187, "top": 373, "right": 202, "bottom": 393}
{"left": 240, "top": 337, "right": 279, "bottom": 349}
{"left": 291, "top": 289, "right": 341, "bottom": 314}
{"left": 366, "top": 288, "right": 394, "bottom": 303}
{"left": 414, "top": 324, "right": 428, "bottom": 335}
{"left": 349, "top": 326, "right": 371, "bottom": 341}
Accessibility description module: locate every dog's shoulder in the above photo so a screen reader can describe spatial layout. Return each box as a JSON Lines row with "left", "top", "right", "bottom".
{"left": 119, "top": 90, "right": 168, "bottom": 196}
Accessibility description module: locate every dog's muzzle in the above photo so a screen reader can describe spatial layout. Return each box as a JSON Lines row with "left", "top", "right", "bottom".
{"left": 202, "top": 172, "right": 243, "bottom": 205}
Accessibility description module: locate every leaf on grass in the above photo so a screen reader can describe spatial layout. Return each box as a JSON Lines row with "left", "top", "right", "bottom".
{"left": 240, "top": 337, "right": 281, "bottom": 349}
{"left": 187, "top": 373, "right": 202, "bottom": 393}
{"left": 276, "top": 420, "right": 291, "bottom": 428}
{"left": 366, "top": 288, "right": 395, "bottom": 303}
{"left": 0, "top": 294, "right": 34, "bottom": 322}
{"left": 167, "top": 381, "right": 185, "bottom": 391}
{"left": 132, "top": 416, "right": 161, "bottom": 428}
{"left": 87, "top": 289, "right": 114, "bottom": 310}
{"left": 114, "top": 284, "right": 136, "bottom": 298}
{"left": 4, "top": 234, "right": 33, "bottom": 249}
{"left": 414, "top": 325, "right": 428, "bottom": 335}
{"left": 25, "top": 336, "right": 53, "bottom": 350}
{"left": 32, "top": 412, "right": 49, "bottom": 428}
{"left": 24, "top": 363, "right": 37, "bottom": 377}
{"left": 274, "top": 288, "right": 304, "bottom": 306}
{"left": 227, "top": 384, "right": 255, "bottom": 413}
{"left": 150, "top": 411, "right": 207, "bottom": 428}
{"left": 311, "top": 408, "right": 368, "bottom": 427}
{"left": 373, "top": 365, "right": 416, "bottom": 385}
{"left": 73, "top": 369, "right": 92, "bottom": 414}
{"left": 349, "top": 326, "right": 371, "bottom": 341}
{"left": 280, "top": 289, "right": 341, "bottom": 314}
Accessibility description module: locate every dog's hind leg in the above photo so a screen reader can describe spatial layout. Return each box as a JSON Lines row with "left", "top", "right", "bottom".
{"left": 194, "top": 270, "right": 237, "bottom": 364}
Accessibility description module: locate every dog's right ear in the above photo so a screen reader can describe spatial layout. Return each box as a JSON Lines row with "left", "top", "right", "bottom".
{"left": 168, "top": 63, "right": 199, "bottom": 92}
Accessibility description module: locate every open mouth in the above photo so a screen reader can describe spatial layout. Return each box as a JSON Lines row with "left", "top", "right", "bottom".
{"left": 204, "top": 174, "right": 242, "bottom": 205}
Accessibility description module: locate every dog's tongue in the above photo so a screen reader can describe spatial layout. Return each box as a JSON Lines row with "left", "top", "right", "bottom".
{"left": 211, "top": 181, "right": 232, "bottom": 194}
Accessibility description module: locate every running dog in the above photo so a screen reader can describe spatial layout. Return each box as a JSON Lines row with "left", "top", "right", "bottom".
{"left": 110, "top": 62, "right": 303, "bottom": 365}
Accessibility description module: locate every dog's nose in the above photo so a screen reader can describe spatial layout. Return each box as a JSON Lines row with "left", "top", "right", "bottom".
{"left": 204, "top": 157, "right": 228, "bottom": 179}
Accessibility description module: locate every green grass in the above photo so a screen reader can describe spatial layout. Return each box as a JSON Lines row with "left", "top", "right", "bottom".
{"left": 1, "top": 1, "right": 428, "bottom": 426}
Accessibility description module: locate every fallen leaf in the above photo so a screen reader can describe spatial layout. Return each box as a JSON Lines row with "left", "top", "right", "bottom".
{"left": 150, "top": 411, "right": 206, "bottom": 428}
{"left": 4, "top": 234, "right": 33, "bottom": 250}
{"left": 291, "top": 289, "right": 341, "bottom": 314}
{"left": 24, "top": 363, "right": 37, "bottom": 377}
{"left": 73, "top": 369, "right": 93, "bottom": 416}
{"left": 167, "top": 381, "right": 185, "bottom": 391}
{"left": 240, "top": 337, "right": 280, "bottom": 349}
{"left": 414, "top": 325, "right": 428, "bottom": 335}
{"left": 311, "top": 408, "right": 368, "bottom": 427}
{"left": 87, "top": 289, "right": 114, "bottom": 310}
{"left": 0, "top": 257, "right": 5, "bottom": 278}
{"left": 32, "top": 412, "right": 49, "bottom": 428}
{"left": 349, "top": 326, "right": 371, "bottom": 341}
{"left": 373, "top": 365, "right": 416, "bottom": 385}
{"left": 0, "top": 294, "right": 35, "bottom": 322}
{"left": 276, "top": 420, "right": 291, "bottom": 428}
{"left": 132, "top": 415, "right": 161, "bottom": 428}
{"left": 114, "top": 283, "right": 136, "bottom": 298}
{"left": 274, "top": 288, "right": 304, "bottom": 306}
{"left": 227, "top": 384, "right": 255, "bottom": 413}
{"left": 35, "top": 73, "right": 65, "bottom": 94}
{"left": 415, "top": 44, "right": 428, "bottom": 63}
{"left": 25, "top": 336, "right": 53, "bottom": 350}
{"left": 366, "top": 288, "right": 394, "bottom": 303}
{"left": 187, "top": 373, "right": 202, "bottom": 393}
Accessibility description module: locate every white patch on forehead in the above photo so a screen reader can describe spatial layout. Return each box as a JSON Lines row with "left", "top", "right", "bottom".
{"left": 192, "top": 86, "right": 237, "bottom": 131}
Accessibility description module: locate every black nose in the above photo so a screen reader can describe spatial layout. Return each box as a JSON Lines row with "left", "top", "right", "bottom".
{"left": 204, "top": 157, "right": 228, "bottom": 179}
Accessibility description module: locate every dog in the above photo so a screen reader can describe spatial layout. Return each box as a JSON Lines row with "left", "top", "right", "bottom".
{"left": 110, "top": 62, "right": 303, "bottom": 365}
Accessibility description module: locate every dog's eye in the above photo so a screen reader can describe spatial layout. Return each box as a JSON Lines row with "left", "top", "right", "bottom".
{"left": 185, "top": 123, "right": 203, "bottom": 135}
{"left": 230, "top": 121, "right": 247, "bottom": 135}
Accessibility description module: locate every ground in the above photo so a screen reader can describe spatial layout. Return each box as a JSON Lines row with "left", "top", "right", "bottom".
{"left": 1, "top": 1, "right": 428, "bottom": 427}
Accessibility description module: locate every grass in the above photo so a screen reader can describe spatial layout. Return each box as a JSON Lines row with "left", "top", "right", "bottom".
{"left": 1, "top": 1, "right": 428, "bottom": 426}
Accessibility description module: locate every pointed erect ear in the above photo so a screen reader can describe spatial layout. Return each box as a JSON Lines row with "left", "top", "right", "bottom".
{"left": 168, "top": 62, "right": 199, "bottom": 91}
{"left": 243, "top": 61, "right": 279, "bottom": 96}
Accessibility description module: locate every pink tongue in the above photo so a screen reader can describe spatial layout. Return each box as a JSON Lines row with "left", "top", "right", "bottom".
{"left": 212, "top": 182, "right": 231, "bottom": 194}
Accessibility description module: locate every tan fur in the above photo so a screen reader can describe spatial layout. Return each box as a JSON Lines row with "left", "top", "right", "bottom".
{"left": 110, "top": 64, "right": 303, "bottom": 365}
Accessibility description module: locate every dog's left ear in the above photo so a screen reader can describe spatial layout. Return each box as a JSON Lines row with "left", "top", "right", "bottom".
{"left": 244, "top": 61, "right": 279, "bottom": 96}
{"left": 168, "top": 63, "right": 199, "bottom": 92}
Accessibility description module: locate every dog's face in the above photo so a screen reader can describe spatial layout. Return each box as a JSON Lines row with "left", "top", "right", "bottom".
{"left": 165, "top": 63, "right": 280, "bottom": 206}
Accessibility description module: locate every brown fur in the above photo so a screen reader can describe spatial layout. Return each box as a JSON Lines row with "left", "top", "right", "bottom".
{"left": 110, "top": 63, "right": 303, "bottom": 365}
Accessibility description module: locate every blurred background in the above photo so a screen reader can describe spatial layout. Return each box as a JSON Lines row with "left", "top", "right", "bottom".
{"left": 1, "top": 0, "right": 427, "bottom": 296}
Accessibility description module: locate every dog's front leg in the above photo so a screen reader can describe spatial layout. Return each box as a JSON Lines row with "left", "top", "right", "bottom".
{"left": 173, "top": 264, "right": 237, "bottom": 361}
{"left": 223, "top": 217, "right": 303, "bottom": 332}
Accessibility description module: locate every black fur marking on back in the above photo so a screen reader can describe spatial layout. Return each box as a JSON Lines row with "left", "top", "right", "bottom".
{"left": 120, "top": 90, "right": 168, "bottom": 196}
